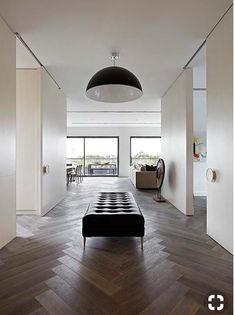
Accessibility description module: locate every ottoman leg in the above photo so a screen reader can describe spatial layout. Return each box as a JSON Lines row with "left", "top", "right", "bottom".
{"left": 83, "top": 237, "right": 86, "bottom": 249}
{"left": 140, "top": 237, "right": 143, "bottom": 250}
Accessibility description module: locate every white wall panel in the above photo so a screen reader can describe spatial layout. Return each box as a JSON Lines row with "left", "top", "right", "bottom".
{"left": 193, "top": 90, "right": 207, "bottom": 196}
{"left": 0, "top": 17, "right": 16, "bottom": 248}
{"left": 16, "top": 68, "right": 67, "bottom": 216}
{"left": 16, "top": 69, "right": 41, "bottom": 214}
{"left": 207, "top": 9, "right": 233, "bottom": 253}
{"left": 161, "top": 69, "right": 193, "bottom": 215}
{"left": 42, "top": 69, "right": 67, "bottom": 215}
{"left": 193, "top": 162, "right": 207, "bottom": 196}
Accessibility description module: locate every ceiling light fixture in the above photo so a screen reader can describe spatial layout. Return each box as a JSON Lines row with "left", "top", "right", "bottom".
{"left": 86, "top": 53, "right": 143, "bottom": 103}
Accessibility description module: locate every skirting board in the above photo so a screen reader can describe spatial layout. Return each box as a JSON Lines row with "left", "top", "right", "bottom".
{"left": 41, "top": 194, "right": 65, "bottom": 216}
{"left": 193, "top": 191, "right": 207, "bottom": 197}
{"left": 16, "top": 210, "right": 38, "bottom": 215}
{"left": 207, "top": 229, "right": 232, "bottom": 254}
{"left": 17, "top": 194, "right": 66, "bottom": 216}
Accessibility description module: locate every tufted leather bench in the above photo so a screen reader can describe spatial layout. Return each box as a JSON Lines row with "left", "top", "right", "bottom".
{"left": 82, "top": 192, "right": 145, "bottom": 249}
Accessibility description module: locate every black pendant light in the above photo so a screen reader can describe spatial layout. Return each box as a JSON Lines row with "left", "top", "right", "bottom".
{"left": 86, "top": 53, "right": 143, "bottom": 103}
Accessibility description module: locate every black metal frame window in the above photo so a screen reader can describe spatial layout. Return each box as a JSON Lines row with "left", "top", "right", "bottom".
{"left": 67, "top": 136, "right": 119, "bottom": 177}
{"left": 130, "top": 136, "right": 161, "bottom": 166}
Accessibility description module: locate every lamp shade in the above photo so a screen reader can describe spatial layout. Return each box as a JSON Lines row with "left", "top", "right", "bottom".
{"left": 86, "top": 66, "right": 143, "bottom": 103}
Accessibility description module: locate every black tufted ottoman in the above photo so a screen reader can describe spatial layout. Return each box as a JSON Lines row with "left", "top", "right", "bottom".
{"left": 82, "top": 192, "right": 145, "bottom": 249}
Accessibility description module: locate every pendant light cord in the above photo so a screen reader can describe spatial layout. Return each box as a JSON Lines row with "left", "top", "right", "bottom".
{"left": 111, "top": 52, "right": 119, "bottom": 66}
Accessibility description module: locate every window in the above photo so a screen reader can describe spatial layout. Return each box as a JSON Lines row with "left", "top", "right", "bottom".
{"left": 130, "top": 137, "right": 161, "bottom": 166}
{"left": 67, "top": 137, "right": 119, "bottom": 176}
{"left": 84, "top": 138, "right": 118, "bottom": 176}
{"left": 67, "top": 137, "right": 85, "bottom": 174}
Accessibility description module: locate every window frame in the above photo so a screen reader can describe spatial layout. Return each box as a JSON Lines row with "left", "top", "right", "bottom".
{"left": 67, "top": 136, "right": 119, "bottom": 177}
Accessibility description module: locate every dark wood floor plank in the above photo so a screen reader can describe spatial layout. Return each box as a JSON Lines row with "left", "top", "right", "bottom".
{"left": 36, "top": 289, "right": 77, "bottom": 315}
{"left": 113, "top": 263, "right": 182, "bottom": 314}
{"left": 0, "top": 268, "right": 56, "bottom": 301}
{"left": 173, "top": 264, "right": 232, "bottom": 294}
{"left": 46, "top": 275, "right": 104, "bottom": 315}
{"left": 0, "top": 282, "right": 47, "bottom": 310}
{"left": 58, "top": 254, "right": 120, "bottom": 295}
{"left": 52, "top": 263, "right": 119, "bottom": 314}
{"left": 0, "top": 252, "right": 63, "bottom": 282}
{"left": 113, "top": 254, "right": 173, "bottom": 288}
{"left": 168, "top": 253, "right": 232, "bottom": 284}
{"left": 0, "top": 243, "right": 69, "bottom": 270}
{"left": 28, "top": 307, "right": 50, "bottom": 315}
{"left": 0, "top": 298, "right": 41, "bottom": 315}
{"left": 140, "top": 281, "right": 189, "bottom": 315}
{"left": 63, "top": 246, "right": 122, "bottom": 280}
{"left": 0, "top": 261, "right": 59, "bottom": 298}
{"left": 168, "top": 295, "right": 200, "bottom": 315}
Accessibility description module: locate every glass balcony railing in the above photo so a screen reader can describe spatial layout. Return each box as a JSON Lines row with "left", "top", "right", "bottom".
{"left": 66, "top": 157, "right": 118, "bottom": 176}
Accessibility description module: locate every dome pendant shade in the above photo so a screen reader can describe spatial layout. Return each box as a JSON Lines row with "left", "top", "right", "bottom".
{"left": 86, "top": 66, "right": 143, "bottom": 103}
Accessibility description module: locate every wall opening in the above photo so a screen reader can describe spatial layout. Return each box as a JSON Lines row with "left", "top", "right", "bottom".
{"left": 191, "top": 45, "right": 207, "bottom": 218}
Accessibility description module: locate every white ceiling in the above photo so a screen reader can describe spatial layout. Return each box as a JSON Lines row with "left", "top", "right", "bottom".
{"left": 191, "top": 45, "right": 207, "bottom": 89}
{"left": 0, "top": 0, "right": 231, "bottom": 126}
{"left": 191, "top": 45, "right": 207, "bottom": 134}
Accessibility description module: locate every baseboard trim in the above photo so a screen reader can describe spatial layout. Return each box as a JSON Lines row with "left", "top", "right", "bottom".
{"left": 16, "top": 210, "right": 38, "bottom": 215}
{"left": 42, "top": 194, "right": 65, "bottom": 216}
{"left": 194, "top": 191, "right": 207, "bottom": 196}
{"left": 207, "top": 231, "right": 232, "bottom": 254}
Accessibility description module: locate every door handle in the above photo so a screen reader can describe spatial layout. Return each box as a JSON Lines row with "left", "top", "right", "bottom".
{"left": 206, "top": 168, "right": 216, "bottom": 182}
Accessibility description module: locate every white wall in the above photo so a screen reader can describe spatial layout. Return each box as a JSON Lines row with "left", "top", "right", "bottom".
{"left": 42, "top": 69, "right": 67, "bottom": 215}
{"left": 207, "top": 9, "right": 233, "bottom": 253}
{"left": 0, "top": 18, "right": 16, "bottom": 248}
{"left": 16, "top": 69, "right": 41, "bottom": 214}
{"left": 193, "top": 90, "right": 207, "bottom": 196}
{"left": 67, "top": 126, "right": 161, "bottom": 177}
{"left": 193, "top": 162, "right": 207, "bottom": 196}
{"left": 161, "top": 69, "right": 194, "bottom": 215}
{"left": 193, "top": 90, "right": 207, "bottom": 133}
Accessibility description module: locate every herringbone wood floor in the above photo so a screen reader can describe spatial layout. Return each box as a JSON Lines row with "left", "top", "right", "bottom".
{"left": 0, "top": 178, "right": 233, "bottom": 315}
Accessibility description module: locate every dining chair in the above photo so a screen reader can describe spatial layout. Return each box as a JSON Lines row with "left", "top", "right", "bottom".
{"left": 79, "top": 165, "right": 83, "bottom": 183}
{"left": 73, "top": 165, "right": 83, "bottom": 184}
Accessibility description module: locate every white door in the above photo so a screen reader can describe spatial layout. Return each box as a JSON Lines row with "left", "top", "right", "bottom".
{"left": 206, "top": 9, "right": 233, "bottom": 253}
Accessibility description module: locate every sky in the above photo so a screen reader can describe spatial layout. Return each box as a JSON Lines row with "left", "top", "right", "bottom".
{"left": 131, "top": 138, "right": 161, "bottom": 156}
{"left": 67, "top": 138, "right": 118, "bottom": 157}
{"left": 67, "top": 137, "right": 161, "bottom": 158}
